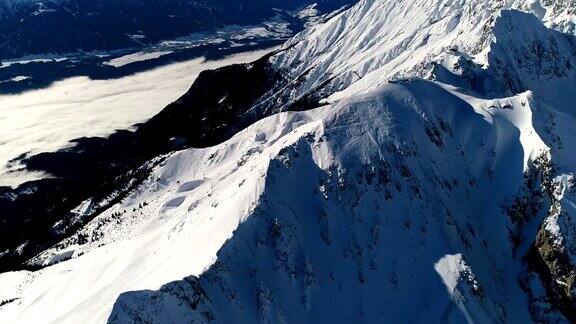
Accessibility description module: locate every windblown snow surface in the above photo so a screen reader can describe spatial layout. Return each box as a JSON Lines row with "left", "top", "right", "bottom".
{"left": 2, "top": 0, "right": 576, "bottom": 323}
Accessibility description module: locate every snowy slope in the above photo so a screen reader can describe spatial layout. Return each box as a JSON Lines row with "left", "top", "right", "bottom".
{"left": 0, "top": 79, "right": 551, "bottom": 323}
{"left": 1, "top": 0, "right": 576, "bottom": 322}
{"left": 106, "top": 81, "right": 553, "bottom": 323}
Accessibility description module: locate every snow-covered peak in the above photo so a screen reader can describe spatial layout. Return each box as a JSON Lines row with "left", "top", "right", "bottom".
{"left": 270, "top": 0, "right": 492, "bottom": 99}
{"left": 270, "top": 0, "right": 576, "bottom": 103}
{"left": 514, "top": 0, "right": 576, "bottom": 33}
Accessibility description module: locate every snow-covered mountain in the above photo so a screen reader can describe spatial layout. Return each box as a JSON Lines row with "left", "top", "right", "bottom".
{"left": 1, "top": 0, "right": 576, "bottom": 322}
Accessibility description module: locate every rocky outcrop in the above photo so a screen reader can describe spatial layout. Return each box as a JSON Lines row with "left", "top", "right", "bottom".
{"left": 528, "top": 172, "right": 576, "bottom": 321}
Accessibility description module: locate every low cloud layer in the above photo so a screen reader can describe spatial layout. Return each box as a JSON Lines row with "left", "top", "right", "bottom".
{"left": 0, "top": 49, "right": 274, "bottom": 188}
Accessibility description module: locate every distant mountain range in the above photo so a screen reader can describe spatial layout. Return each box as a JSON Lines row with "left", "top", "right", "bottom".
{"left": 0, "top": 0, "right": 354, "bottom": 59}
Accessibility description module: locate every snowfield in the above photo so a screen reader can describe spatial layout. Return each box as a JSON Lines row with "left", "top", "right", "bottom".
{"left": 1, "top": 0, "right": 576, "bottom": 322}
